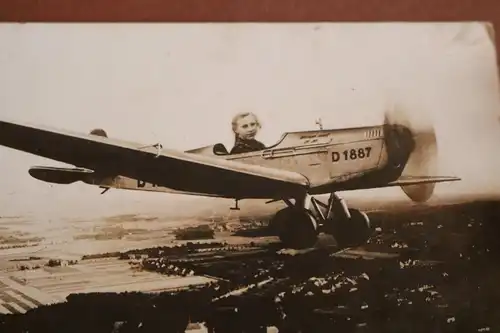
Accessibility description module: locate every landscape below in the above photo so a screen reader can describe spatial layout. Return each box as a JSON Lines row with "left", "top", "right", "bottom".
{"left": 0, "top": 200, "right": 499, "bottom": 332}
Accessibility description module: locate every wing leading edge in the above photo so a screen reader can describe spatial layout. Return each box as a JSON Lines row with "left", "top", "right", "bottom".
{"left": 0, "top": 119, "right": 310, "bottom": 199}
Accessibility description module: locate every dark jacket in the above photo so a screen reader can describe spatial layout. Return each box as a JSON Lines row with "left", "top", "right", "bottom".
{"left": 230, "top": 137, "right": 266, "bottom": 154}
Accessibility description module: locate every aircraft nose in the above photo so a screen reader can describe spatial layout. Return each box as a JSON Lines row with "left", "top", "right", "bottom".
{"left": 384, "top": 124, "right": 416, "bottom": 169}
{"left": 394, "top": 125, "right": 415, "bottom": 151}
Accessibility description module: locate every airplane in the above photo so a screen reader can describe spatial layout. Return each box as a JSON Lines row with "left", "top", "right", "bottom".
{"left": 0, "top": 111, "right": 460, "bottom": 250}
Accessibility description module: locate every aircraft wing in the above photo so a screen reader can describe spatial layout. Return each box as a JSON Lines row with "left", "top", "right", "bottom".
{"left": 386, "top": 175, "right": 461, "bottom": 186}
{"left": 309, "top": 171, "right": 460, "bottom": 194}
{"left": 0, "top": 119, "right": 310, "bottom": 199}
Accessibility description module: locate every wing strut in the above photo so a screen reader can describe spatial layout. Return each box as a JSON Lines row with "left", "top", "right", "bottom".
{"left": 230, "top": 199, "right": 241, "bottom": 211}
{"left": 138, "top": 143, "right": 164, "bottom": 158}
{"left": 100, "top": 187, "right": 110, "bottom": 195}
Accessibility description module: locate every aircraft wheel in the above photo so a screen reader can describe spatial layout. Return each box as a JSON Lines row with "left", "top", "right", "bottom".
{"left": 329, "top": 208, "right": 372, "bottom": 249}
{"left": 268, "top": 208, "right": 288, "bottom": 236}
{"left": 270, "top": 207, "right": 318, "bottom": 249}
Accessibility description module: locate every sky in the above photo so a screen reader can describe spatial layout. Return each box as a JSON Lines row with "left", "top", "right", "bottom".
{"left": 0, "top": 22, "right": 499, "bottom": 220}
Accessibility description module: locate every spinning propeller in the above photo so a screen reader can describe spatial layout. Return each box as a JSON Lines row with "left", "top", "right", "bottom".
{"left": 382, "top": 106, "right": 439, "bottom": 203}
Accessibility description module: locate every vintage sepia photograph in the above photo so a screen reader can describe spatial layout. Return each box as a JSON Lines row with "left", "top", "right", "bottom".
{"left": 0, "top": 22, "right": 500, "bottom": 332}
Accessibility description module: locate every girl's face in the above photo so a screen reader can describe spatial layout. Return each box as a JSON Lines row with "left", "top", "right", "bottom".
{"left": 234, "top": 115, "right": 259, "bottom": 140}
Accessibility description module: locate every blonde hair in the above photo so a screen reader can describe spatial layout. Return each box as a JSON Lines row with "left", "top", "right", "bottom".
{"left": 231, "top": 112, "right": 261, "bottom": 133}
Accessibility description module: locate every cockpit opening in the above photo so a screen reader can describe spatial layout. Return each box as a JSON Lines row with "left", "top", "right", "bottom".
{"left": 213, "top": 143, "right": 229, "bottom": 155}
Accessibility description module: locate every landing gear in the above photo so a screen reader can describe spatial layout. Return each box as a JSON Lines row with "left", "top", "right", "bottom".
{"left": 269, "top": 206, "right": 318, "bottom": 249}
{"left": 327, "top": 208, "right": 372, "bottom": 248}
{"left": 268, "top": 193, "right": 372, "bottom": 249}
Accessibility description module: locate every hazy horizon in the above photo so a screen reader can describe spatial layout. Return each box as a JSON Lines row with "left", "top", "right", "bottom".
{"left": 0, "top": 22, "right": 499, "bottom": 222}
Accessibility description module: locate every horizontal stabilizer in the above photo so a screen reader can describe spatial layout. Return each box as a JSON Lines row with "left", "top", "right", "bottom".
{"left": 29, "top": 166, "right": 94, "bottom": 184}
